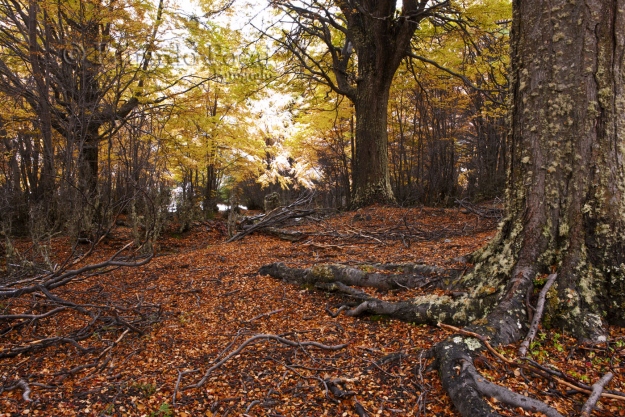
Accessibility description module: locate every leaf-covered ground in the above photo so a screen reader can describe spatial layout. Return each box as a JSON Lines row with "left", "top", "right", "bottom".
{"left": 1, "top": 206, "right": 624, "bottom": 416}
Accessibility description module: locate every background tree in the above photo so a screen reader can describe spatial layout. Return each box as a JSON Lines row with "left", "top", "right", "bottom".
{"left": 0, "top": 0, "right": 243, "bottom": 237}
{"left": 269, "top": 0, "right": 452, "bottom": 207}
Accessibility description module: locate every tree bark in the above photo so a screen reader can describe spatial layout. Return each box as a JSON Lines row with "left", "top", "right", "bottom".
{"left": 352, "top": 83, "right": 395, "bottom": 207}
{"left": 464, "top": 0, "right": 625, "bottom": 340}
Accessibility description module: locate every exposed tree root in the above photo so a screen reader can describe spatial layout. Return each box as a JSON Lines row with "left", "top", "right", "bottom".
{"left": 259, "top": 260, "right": 620, "bottom": 417}
{"left": 259, "top": 261, "right": 457, "bottom": 291}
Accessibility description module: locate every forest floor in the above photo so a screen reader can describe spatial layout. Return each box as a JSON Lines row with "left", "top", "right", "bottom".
{"left": 1, "top": 205, "right": 625, "bottom": 417}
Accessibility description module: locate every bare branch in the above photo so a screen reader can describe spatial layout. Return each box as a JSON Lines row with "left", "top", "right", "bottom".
{"left": 518, "top": 273, "right": 558, "bottom": 357}
{"left": 581, "top": 372, "right": 614, "bottom": 417}
{"left": 185, "top": 333, "right": 348, "bottom": 389}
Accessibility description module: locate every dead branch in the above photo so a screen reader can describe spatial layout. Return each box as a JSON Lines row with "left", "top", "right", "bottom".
{"left": 185, "top": 333, "right": 348, "bottom": 389}
{"left": 0, "top": 335, "right": 92, "bottom": 359}
{"left": 580, "top": 372, "right": 614, "bottom": 417}
{"left": 519, "top": 273, "right": 558, "bottom": 357}
{"left": 228, "top": 192, "right": 316, "bottom": 243}
{"left": 245, "top": 309, "right": 284, "bottom": 323}
{"left": 455, "top": 198, "right": 503, "bottom": 219}
{"left": 325, "top": 305, "right": 350, "bottom": 318}
{"left": 325, "top": 377, "right": 369, "bottom": 416}
{"left": 0, "top": 243, "right": 152, "bottom": 299}
{"left": 0, "top": 378, "right": 33, "bottom": 402}
{"left": 523, "top": 359, "right": 625, "bottom": 401}
{"left": 260, "top": 227, "right": 307, "bottom": 242}
{"left": 173, "top": 369, "right": 199, "bottom": 406}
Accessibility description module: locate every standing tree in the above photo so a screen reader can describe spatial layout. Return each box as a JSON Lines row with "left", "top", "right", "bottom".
{"left": 269, "top": 0, "right": 450, "bottom": 207}
{"left": 261, "top": 0, "right": 625, "bottom": 414}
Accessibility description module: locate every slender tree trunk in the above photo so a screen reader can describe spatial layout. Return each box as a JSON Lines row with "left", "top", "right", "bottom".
{"left": 28, "top": 0, "right": 54, "bottom": 209}
{"left": 79, "top": 125, "right": 101, "bottom": 197}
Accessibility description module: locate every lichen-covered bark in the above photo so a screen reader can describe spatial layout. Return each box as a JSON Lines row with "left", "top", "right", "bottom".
{"left": 258, "top": 262, "right": 456, "bottom": 291}
{"left": 259, "top": 262, "right": 489, "bottom": 326}
{"left": 460, "top": 0, "right": 625, "bottom": 341}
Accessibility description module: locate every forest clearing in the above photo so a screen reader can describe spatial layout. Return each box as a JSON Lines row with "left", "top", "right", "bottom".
{"left": 1, "top": 206, "right": 624, "bottom": 416}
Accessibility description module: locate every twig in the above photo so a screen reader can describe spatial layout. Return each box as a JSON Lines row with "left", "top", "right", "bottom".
{"left": 173, "top": 369, "right": 199, "bottom": 406}
{"left": 245, "top": 399, "right": 261, "bottom": 413}
{"left": 553, "top": 376, "right": 625, "bottom": 401}
{"left": 245, "top": 309, "right": 284, "bottom": 323}
{"left": 97, "top": 329, "right": 130, "bottom": 359}
{"left": 524, "top": 359, "right": 625, "bottom": 400}
{"left": 185, "top": 334, "right": 348, "bottom": 389}
{"left": 519, "top": 273, "right": 557, "bottom": 357}
{"left": 580, "top": 372, "right": 614, "bottom": 417}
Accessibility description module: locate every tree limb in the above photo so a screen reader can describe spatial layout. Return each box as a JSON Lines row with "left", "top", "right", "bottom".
{"left": 580, "top": 372, "right": 614, "bottom": 417}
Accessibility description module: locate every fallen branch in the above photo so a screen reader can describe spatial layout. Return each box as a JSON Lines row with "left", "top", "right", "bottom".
{"left": 0, "top": 378, "right": 33, "bottom": 402}
{"left": 581, "top": 372, "right": 614, "bottom": 417}
{"left": 553, "top": 376, "right": 625, "bottom": 401}
{"left": 185, "top": 333, "right": 348, "bottom": 389}
{"left": 518, "top": 273, "right": 557, "bottom": 357}
{"left": 228, "top": 193, "right": 315, "bottom": 243}
{"left": 325, "top": 378, "right": 369, "bottom": 417}
{"left": 173, "top": 369, "right": 199, "bottom": 406}
{"left": 245, "top": 309, "right": 284, "bottom": 323}
{"left": 524, "top": 359, "right": 625, "bottom": 401}
{"left": 325, "top": 305, "right": 350, "bottom": 318}
{"left": 455, "top": 198, "right": 503, "bottom": 219}
{"left": 260, "top": 227, "right": 308, "bottom": 242}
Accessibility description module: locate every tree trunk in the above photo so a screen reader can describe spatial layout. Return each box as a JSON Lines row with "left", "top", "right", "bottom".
{"left": 352, "top": 84, "right": 395, "bottom": 207}
{"left": 464, "top": 0, "right": 625, "bottom": 341}
{"left": 337, "top": 1, "right": 428, "bottom": 208}
{"left": 79, "top": 125, "right": 101, "bottom": 197}
{"left": 28, "top": 0, "right": 55, "bottom": 210}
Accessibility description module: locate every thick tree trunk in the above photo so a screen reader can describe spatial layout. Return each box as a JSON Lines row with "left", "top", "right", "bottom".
{"left": 351, "top": 85, "right": 395, "bottom": 207}
{"left": 463, "top": 0, "right": 625, "bottom": 341}
{"left": 436, "top": 0, "right": 625, "bottom": 414}
{"left": 338, "top": 1, "right": 427, "bottom": 208}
